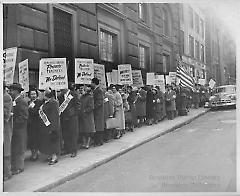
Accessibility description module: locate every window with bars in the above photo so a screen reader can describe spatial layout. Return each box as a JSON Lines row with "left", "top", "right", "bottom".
{"left": 195, "top": 13, "right": 199, "bottom": 34}
{"left": 200, "top": 18, "right": 204, "bottom": 38}
{"left": 180, "top": 30, "right": 184, "bottom": 55}
{"left": 201, "top": 44, "right": 204, "bottom": 62}
{"left": 163, "top": 9, "right": 170, "bottom": 36}
{"left": 189, "top": 35, "right": 194, "bottom": 57}
{"left": 189, "top": 6, "right": 193, "bottom": 28}
{"left": 195, "top": 40, "right": 200, "bottom": 60}
{"left": 100, "top": 30, "right": 116, "bottom": 62}
{"left": 162, "top": 54, "right": 170, "bottom": 73}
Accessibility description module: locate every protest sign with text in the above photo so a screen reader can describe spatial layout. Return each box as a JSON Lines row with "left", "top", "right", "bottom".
{"left": 169, "top": 72, "right": 177, "bottom": 84}
{"left": 155, "top": 75, "right": 166, "bottom": 93}
{"left": 132, "top": 70, "right": 143, "bottom": 87}
{"left": 209, "top": 79, "right": 216, "bottom": 89}
{"left": 19, "top": 59, "right": 29, "bottom": 92}
{"left": 106, "top": 72, "right": 113, "bottom": 86}
{"left": 75, "top": 58, "right": 94, "bottom": 84}
{"left": 118, "top": 64, "right": 133, "bottom": 85}
{"left": 3, "top": 47, "right": 17, "bottom": 85}
{"left": 93, "top": 63, "right": 106, "bottom": 88}
{"left": 112, "top": 70, "right": 119, "bottom": 85}
{"left": 146, "top": 73, "right": 155, "bottom": 85}
{"left": 39, "top": 58, "right": 68, "bottom": 90}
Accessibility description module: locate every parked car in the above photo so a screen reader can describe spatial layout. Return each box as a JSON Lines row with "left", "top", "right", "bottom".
{"left": 204, "top": 85, "right": 236, "bottom": 109}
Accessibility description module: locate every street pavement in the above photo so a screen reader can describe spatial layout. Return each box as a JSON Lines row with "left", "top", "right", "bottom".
{"left": 50, "top": 108, "right": 236, "bottom": 192}
{"left": 4, "top": 108, "right": 210, "bottom": 192}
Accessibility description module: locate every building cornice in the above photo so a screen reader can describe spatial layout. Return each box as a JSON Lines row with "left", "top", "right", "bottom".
{"left": 138, "top": 22, "right": 154, "bottom": 36}
{"left": 97, "top": 4, "right": 127, "bottom": 21}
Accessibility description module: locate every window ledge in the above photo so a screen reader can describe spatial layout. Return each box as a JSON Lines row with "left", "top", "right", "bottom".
{"left": 98, "top": 4, "right": 127, "bottom": 20}
{"left": 138, "top": 22, "right": 154, "bottom": 35}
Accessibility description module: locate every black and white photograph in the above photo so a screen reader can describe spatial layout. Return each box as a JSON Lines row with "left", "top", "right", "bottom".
{"left": 2, "top": 0, "right": 239, "bottom": 193}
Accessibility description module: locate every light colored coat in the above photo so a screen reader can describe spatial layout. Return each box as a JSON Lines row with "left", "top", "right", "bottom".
{"left": 113, "top": 91, "right": 125, "bottom": 130}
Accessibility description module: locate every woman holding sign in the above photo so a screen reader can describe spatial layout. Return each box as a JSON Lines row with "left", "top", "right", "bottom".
{"left": 39, "top": 88, "right": 60, "bottom": 165}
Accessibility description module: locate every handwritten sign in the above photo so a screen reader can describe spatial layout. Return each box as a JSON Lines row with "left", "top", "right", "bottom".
{"left": 3, "top": 47, "right": 17, "bottom": 85}
{"left": 165, "top": 75, "right": 171, "bottom": 84}
{"left": 155, "top": 75, "right": 165, "bottom": 93}
{"left": 169, "top": 72, "right": 177, "bottom": 84}
{"left": 118, "top": 64, "right": 133, "bottom": 85}
{"left": 39, "top": 58, "right": 68, "bottom": 90}
{"left": 19, "top": 59, "right": 29, "bottom": 92}
{"left": 75, "top": 59, "right": 94, "bottom": 84}
{"left": 132, "top": 70, "right": 143, "bottom": 87}
{"left": 198, "top": 78, "right": 206, "bottom": 86}
{"left": 146, "top": 73, "right": 155, "bottom": 85}
{"left": 93, "top": 63, "right": 106, "bottom": 89}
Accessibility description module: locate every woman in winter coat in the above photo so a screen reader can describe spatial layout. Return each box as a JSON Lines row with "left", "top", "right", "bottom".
{"left": 146, "top": 86, "right": 155, "bottom": 125}
{"left": 39, "top": 88, "right": 60, "bottom": 165}
{"left": 78, "top": 85, "right": 96, "bottom": 149}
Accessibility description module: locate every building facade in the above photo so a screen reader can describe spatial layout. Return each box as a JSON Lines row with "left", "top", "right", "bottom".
{"left": 3, "top": 3, "right": 180, "bottom": 86}
{"left": 179, "top": 3, "right": 207, "bottom": 85}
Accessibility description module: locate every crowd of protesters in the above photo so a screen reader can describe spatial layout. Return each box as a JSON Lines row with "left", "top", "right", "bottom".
{"left": 3, "top": 78, "right": 213, "bottom": 181}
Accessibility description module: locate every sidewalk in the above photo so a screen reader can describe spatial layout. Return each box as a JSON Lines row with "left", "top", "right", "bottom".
{"left": 4, "top": 108, "right": 209, "bottom": 192}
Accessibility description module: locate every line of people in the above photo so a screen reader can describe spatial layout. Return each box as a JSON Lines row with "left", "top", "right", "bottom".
{"left": 3, "top": 79, "right": 212, "bottom": 181}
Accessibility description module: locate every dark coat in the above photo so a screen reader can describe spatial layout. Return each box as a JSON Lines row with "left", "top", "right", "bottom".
{"left": 39, "top": 98, "right": 61, "bottom": 155}
{"left": 146, "top": 89, "right": 155, "bottom": 119}
{"left": 165, "top": 90, "right": 176, "bottom": 111}
{"left": 127, "top": 91, "right": 138, "bottom": 126}
{"left": 78, "top": 92, "right": 95, "bottom": 133}
{"left": 93, "top": 86, "right": 104, "bottom": 132}
{"left": 27, "top": 99, "right": 44, "bottom": 150}
{"left": 58, "top": 90, "right": 79, "bottom": 153}
{"left": 4, "top": 92, "right": 13, "bottom": 157}
{"left": 12, "top": 95, "right": 29, "bottom": 156}
{"left": 136, "top": 88, "right": 147, "bottom": 117}
{"left": 192, "top": 89, "right": 200, "bottom": 103}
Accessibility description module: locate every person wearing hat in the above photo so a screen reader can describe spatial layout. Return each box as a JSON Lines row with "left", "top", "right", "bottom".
{"left": 38, "top": 87, "right": 61, "bottom": 165}
{"left": 135, "top": 87, "right": 147, "bottom": 127}
{"left": 58, "top": 83, "right": 79, "bottom": 157}
{"left": 192, "top": 84, "right": 200, "bottom": 109}
{"left": 165, "top": 84, "right": 176, "bottom": 120}
{"left": 3, "top": 82, "right": 13, "bottom": 180}
{"left": 8, "top": 83, "right": 29, "bottom": 175}
{"left": 91, "top": 78, "right": 105, "bottom": 146}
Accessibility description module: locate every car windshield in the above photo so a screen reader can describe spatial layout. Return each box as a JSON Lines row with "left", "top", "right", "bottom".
{"left": 215, "top": 86, "right": 236, "bottom": 94}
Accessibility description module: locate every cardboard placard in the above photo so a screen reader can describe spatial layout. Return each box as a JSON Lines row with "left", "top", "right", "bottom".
{"left": 118, "top": 64, "right": 133, "bottom": 85}
{"left": 75, "top": 58, "right": 94, "bottom": 84}
{"left": 146, "top": 73, "right": 155, "bottom": 85}
{"left": 93, "top": 63, "right": 106, "bottom": 89}
{"left": 169, "top": 72, "right": 177, "bottom": 84}
{"left": 165, "top": 75, "right": 171, "bottom": 84}
{"left": 3, "top": 47, "right": 17, "bottom": 85}
{"left": 112, "top": 70, "right": 118, "bottom": 85}
{"left": 106, "top": 72, "right": 113, "bottom": 86}
{"left": 132, "top": 70, "right": 143, "bottom": 87}
{"left": 198, "top": 78, "right": 206, "bottom": 86}
{"left": 209, "top": 79, "right": 216, "bottom": 89}
{"left": 155, "top": 75, "right": 165, "bottom": 93}
{"left": 19, "top": 59, "right": 29, "bottom": 92}
{"left": 39, "top": 58, "right": 68, "bottom": 90}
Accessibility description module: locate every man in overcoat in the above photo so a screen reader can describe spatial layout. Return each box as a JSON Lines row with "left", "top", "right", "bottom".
{"left": 165, "top": 84, "right": 176, "bottom": 120}
{"left": 9, "top": 83, "right": 28, "bottom": 175}
{"left": 91, "top": 78, "right": 104, "bottom": 146}
{"left": 58, "top": 83, "right": 79, "bottom": 157}
{"left": 3, "top": 82, "right": 13, "bottom": 180}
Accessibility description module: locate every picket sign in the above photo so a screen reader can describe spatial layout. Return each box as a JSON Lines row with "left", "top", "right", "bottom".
{"left": 3, "top": 47, "right": 18, "bottom": 85}
{"left": 155, "top": 75, "right": 166, "bottom": 93}
{"left": 209, "top": 79, "right": 216, "bottom": 89}
{"left": 169, "top": 72, "right": 177, "bottom": 84}
{"left": 118, "top": 64, "right": 133, "bottom": 85}
{"left": 132, "top": 70, "right": 143, "bottom": 87}
{"left": 112, "top": 70, "right": 118, "bottom": 85}
{"left": 146, "top": 73, "right": 155, "bottom": 85}
{"left": 75, "top": 58, "right": 94, "bottom": 84}
{"left": 93, "top": 63, "right": 106, "bottom": 88}
{"left": 39, "top": 58, "right": 68, "bottom": 90}
{"left": 19, "top": 59, "right": 29, "bottom": 92}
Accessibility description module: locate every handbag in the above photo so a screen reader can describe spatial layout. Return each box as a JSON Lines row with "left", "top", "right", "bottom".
{"left": 106, "top": 117, "right": 119, "bottom": 129}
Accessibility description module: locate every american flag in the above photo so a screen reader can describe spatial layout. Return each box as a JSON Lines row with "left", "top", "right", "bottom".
{"left": 176, "top": 58, "right": 195, "bottom": 90}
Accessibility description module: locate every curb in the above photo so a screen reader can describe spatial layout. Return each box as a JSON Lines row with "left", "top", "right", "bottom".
{"left": 36, "top": 109, "right": 210, "bottom": 192}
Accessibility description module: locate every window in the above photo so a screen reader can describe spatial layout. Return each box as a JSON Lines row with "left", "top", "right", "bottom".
{"left": 201, "top": 44, "right": 204, "bottom": 62}
{"left": 100, "top": 30, "right": 116, "bottom": 62}
{"left": 139, "top": 45, "right": 150, "bottom": 70}
{"left": 139, "top": 3, "right": 147, "bottom": 22}
{"left": 162, "top": 54, "right": 170, "bottom": 73}
{"left": 190, "top": 66, "right": 195, "bottom": 77}
{"left": 200, "top": 18, "right": 204, "bottom": 38}
{"left": 180, "top": 4, "right": 184, "bottom": 21}
{"left": 195, "top": 40, "right": 199, "bottom": 60}
{"left": 189, "top": 35, "right": 194, "bottom": 57}
{"left": 53, "top": 8, "right": 72, "bottom": 60}
{"left": 195, "top": 13, "right": 199, "bottom": 33}
{"left": 180, "top": 30, "right": 184, "bottom": 55}
{"left": 189, "top": 6, "right": 193, "bottom": 28}
{"left": 163, "top": 9, "right": 169, "bottom": 36}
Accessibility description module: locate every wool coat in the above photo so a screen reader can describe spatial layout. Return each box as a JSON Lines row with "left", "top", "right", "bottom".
{"left": 58, "top": 90, "right": 79, "bottom": 153}
{"left": 4, "top": 92, "right": 13, "bottom": 157}
{"left": 39, "top": 98, "right": 61, "bottom": 155}
{"left": 113, "top": 91, "right": 125, "bottom": 130}
{"left": 93, "top": 86, "right": 104, "bottom": 132}
{"left": 135, "top": 88, "right": 147, "bottom": 117}
{"left": 127, "top": 91, "right": 138, "bottom": 126}
{"left": 165, "top": 90, "right": 177, "bottom": 112}
{"left": 146, "top": 89, "right": 155, "bottom": 119}
{"left": 78, "top": 92, "right": 96, "bottom": 133}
